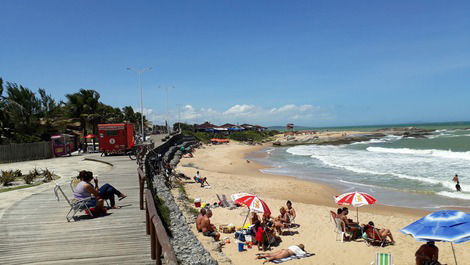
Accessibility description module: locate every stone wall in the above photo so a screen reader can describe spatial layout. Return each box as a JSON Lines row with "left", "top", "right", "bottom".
{"left": 144, "top": 135, "right": 217, "bottom": 265}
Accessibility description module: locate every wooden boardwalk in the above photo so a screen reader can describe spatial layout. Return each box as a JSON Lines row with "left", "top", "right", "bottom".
{"left": 0, "top": 155, "right": 152, "bottom": 265}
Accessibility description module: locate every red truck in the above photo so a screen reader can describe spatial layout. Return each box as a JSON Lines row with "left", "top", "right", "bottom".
{"left": 98, "top": 123, "right": 135, "bottom": 156}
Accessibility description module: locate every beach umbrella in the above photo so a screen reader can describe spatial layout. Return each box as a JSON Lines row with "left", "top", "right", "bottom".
{"left": 84, "top": 134, "right": 96, "bottom": 139}
{"left": 233, "top": 193, "right": 271, "bottom": 227}
{"left": 335, "top": 191, "right": 377, "bottom": 222}
{"left": 401, "top": 210, "right": 470, "bottom": 265}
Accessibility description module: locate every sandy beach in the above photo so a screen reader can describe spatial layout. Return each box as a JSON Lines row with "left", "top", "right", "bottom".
{"left": 176, "top": 141, "right": 469, "bottom": 265}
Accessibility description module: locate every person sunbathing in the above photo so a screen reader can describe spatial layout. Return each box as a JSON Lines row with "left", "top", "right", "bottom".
{"left": 286, "top": 200, "right": 296, "bottom": 223}
{"left": 194, "top": 171, "right": 208, "bottom": 187}
{"left": 363, "top": 221, "right": 395, "bottom": 245}
{"left": 273, "top": 207, "right": 289, "bottom": 234}
{"left": 200, "top": 209, "right": 220, "bottom": 241}
{"left": 256, "top": 244, "right": 306, "bottom": 264}
{"left": 196, "top": 208, "right": 207, "bottom": 232}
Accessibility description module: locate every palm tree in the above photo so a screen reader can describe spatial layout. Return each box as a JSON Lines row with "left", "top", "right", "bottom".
{"left": 65, "top": 89, "right": 101, "bottom": 141}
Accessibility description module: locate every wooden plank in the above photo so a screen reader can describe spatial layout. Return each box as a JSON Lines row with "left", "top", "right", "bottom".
{"left": 0, "top": 155, "right": 153, "bottom": 264}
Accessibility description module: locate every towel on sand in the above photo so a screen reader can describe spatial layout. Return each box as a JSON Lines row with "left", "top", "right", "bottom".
{"left": 270, "top": 253, "right": 315, "bottom": 264}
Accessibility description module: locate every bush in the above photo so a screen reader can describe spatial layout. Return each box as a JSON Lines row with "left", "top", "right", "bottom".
{"left": 154, "top": 195, "right": 172, "bottom": 236}
{"left": 13, "top": 169, "right": 22, "bottom": 178}
{"left": 1, "top": 170, "right": 16, "bottom": 186}
{"left": 23, "top": 173, "right": 35, "bottom": 184}
{"left": 42, "top": 168, "right": 54, "bottom": 183}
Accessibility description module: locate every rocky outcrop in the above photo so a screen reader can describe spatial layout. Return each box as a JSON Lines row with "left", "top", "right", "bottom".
{"left": 273, "top": 127, "right": 434, "bottom": 146}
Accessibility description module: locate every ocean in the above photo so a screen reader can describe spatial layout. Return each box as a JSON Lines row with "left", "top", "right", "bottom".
{"left": 253, "top": 122, "right": 470, "bottom": 210}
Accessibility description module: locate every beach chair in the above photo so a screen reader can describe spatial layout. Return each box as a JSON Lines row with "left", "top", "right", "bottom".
{"left": 54, "top": 183, "right": 93, "bottom": 222}
{"left": 330, "top": 211, "right": 347, "bottom": 242}
{"left": 370, "top": 252, "right": 393, "bottom": 265}
{"left": 221, "top": 194, "right": 237, "bottom": 209}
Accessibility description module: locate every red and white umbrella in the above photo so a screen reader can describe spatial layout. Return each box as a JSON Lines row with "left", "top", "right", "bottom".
{"left": 335, "top": 191, "right": 377, "bottom": 222}
{"left": 232, "top": 193, "right": 271, "bottom": 227}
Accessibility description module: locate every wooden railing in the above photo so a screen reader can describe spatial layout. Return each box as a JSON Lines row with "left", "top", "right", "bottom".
{"left": 145, "top": 189, "right": 178, "bottom": 265}
{"left": 138, "top": 167, "right": 145, "bottom": 210}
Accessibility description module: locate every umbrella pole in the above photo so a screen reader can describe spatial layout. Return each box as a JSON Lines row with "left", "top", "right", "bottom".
{"left": 242, "top": 209, "right": 250, "bottom": 228}
{"left": 356, "top": 207, "right": 359, "bottom": 223}
{"left": 451, "top": 242, "right": 458, "bottom": 265}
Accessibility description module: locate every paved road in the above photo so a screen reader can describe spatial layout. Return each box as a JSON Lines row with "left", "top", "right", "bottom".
{"left": 0, "top": 154, "right": 152, "bottom": 265}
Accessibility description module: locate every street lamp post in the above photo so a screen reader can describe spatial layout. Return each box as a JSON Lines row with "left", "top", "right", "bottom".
{"left": 127, "top": 67, "right": 152, "bottom": 142}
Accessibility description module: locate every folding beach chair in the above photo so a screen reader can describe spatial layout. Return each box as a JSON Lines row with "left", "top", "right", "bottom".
{"left": 371, "top": 252, "right": 393, "bottom": 265}
{"left": 330, "top": 211, "right": 347, "bottom": 242}
{"left": 54, "top": 183, "right": 93, "bottom": 222}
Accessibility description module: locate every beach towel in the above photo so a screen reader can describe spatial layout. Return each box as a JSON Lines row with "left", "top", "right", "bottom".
{"left": 270, "top": 253, "right": 315, "bottom": 264}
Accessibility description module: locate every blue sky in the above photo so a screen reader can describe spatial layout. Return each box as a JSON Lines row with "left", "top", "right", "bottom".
{"left": 1, "top": 1, "right": 470, "bottom": 126}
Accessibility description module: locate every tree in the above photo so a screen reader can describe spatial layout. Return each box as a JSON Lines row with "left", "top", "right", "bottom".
{"left": 65, "top": 89, "right": 101, "bottom": 137}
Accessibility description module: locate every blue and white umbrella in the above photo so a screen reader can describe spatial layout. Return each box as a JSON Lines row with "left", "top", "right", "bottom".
{"left": 401, "top": 210, "right": 470, "bottom": 265}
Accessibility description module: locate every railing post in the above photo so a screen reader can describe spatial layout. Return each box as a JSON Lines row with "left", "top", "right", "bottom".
{"left": 146, "top": 205, "right": 150, "bottom": 235}
{"left": 140, "top": 179, "right": 144, "bottom": 210}
{"left": 150, "top": 219, "right": 156, "bottom": 260}
{"left": 155, "top": 230, "right": 162, "bottom": 265}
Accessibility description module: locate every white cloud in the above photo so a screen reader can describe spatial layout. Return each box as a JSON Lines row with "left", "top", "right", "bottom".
{"left": 141, "top": 103, "right": 330, "bottom": 126}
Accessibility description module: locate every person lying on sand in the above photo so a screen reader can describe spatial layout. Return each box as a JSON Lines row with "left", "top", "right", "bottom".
{"left": 200, "top": 209, "right": 220, "bottom": 241}
{"left": 363, "top": 221, "right": 395, "bottom": 245}
{"left": 196, "top": 208, "right": 206, "bottom": 232}
{"left": 256, "top": 244, "right": 306, "bottom": 264}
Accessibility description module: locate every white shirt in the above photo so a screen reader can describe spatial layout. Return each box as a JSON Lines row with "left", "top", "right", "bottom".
{"left": 288, "top": 245, "right": 306, "bottom": 256}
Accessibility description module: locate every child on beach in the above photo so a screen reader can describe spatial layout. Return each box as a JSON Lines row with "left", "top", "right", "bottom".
{"left": 254, "top": 220, "right": 265, "bottom": 251}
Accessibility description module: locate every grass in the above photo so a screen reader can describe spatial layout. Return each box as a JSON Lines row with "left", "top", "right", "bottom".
{"left": 154, "top": 194, "right": 172, "bottom": 236}
{"left": 0, "top": 182, "right": 42, "bottom": 193}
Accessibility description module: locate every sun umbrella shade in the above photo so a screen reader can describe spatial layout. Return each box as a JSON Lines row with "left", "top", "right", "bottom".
{"left": 84, "top": 134, "right": 96, "bottom": 139}
{"left": 335, "top": 191, "right": 377, "bottom": 207}
{"left": 234, "top": 194, "right": 271, "bottom": 216}
{"left": 401, "top": 210, "right": 470, "bottom": 243}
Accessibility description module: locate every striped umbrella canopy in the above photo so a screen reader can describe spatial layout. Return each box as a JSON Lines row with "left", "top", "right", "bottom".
{"left": 401, "top": 210, "right": 470, "bottom": 265}
{"left": 233, "top": 193, "right": 271, "bottom": 227}
{"left": 335, "top": 191, "right": 377, "bottom": 222}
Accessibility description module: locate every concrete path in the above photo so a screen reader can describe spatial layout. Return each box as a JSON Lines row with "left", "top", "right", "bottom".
{"left": 0, "top": 154, "right": 152, "bottom": 265}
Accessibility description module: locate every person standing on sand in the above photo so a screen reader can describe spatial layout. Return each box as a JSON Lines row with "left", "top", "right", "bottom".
{"left": 415, "top": 241, "right": 439, "bottom": 265}
{"left": 453, "top": 174, "right": 462, "bottom": 191}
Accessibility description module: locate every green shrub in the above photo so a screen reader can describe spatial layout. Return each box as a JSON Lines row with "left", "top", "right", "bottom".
{"left": 23, "top": 173, "right": 35, "bottom": 184}
{"left": 154, "top": 195, "right": 172, "bottom": 236}
{"left": 13, "top": 169, "right": 22, "bottom": 178}
{"left": 1, "top": 170, "right": 16, "bottom": 186}
{"left": 42, "top": 168, "right": 54, "bottom": 183}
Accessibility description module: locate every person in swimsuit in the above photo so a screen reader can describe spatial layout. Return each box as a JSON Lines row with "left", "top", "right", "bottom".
{"left": 200, "top": 209, "right": 220, "bottom": 241}
{"left": 256, "top": 244, "right": 306, "bottom": 263}
{"left": 453, "top": 174, "right": 462, "bottom": 191}
{"left": 196, "top": 208, "right": 206, "bottom": 232}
